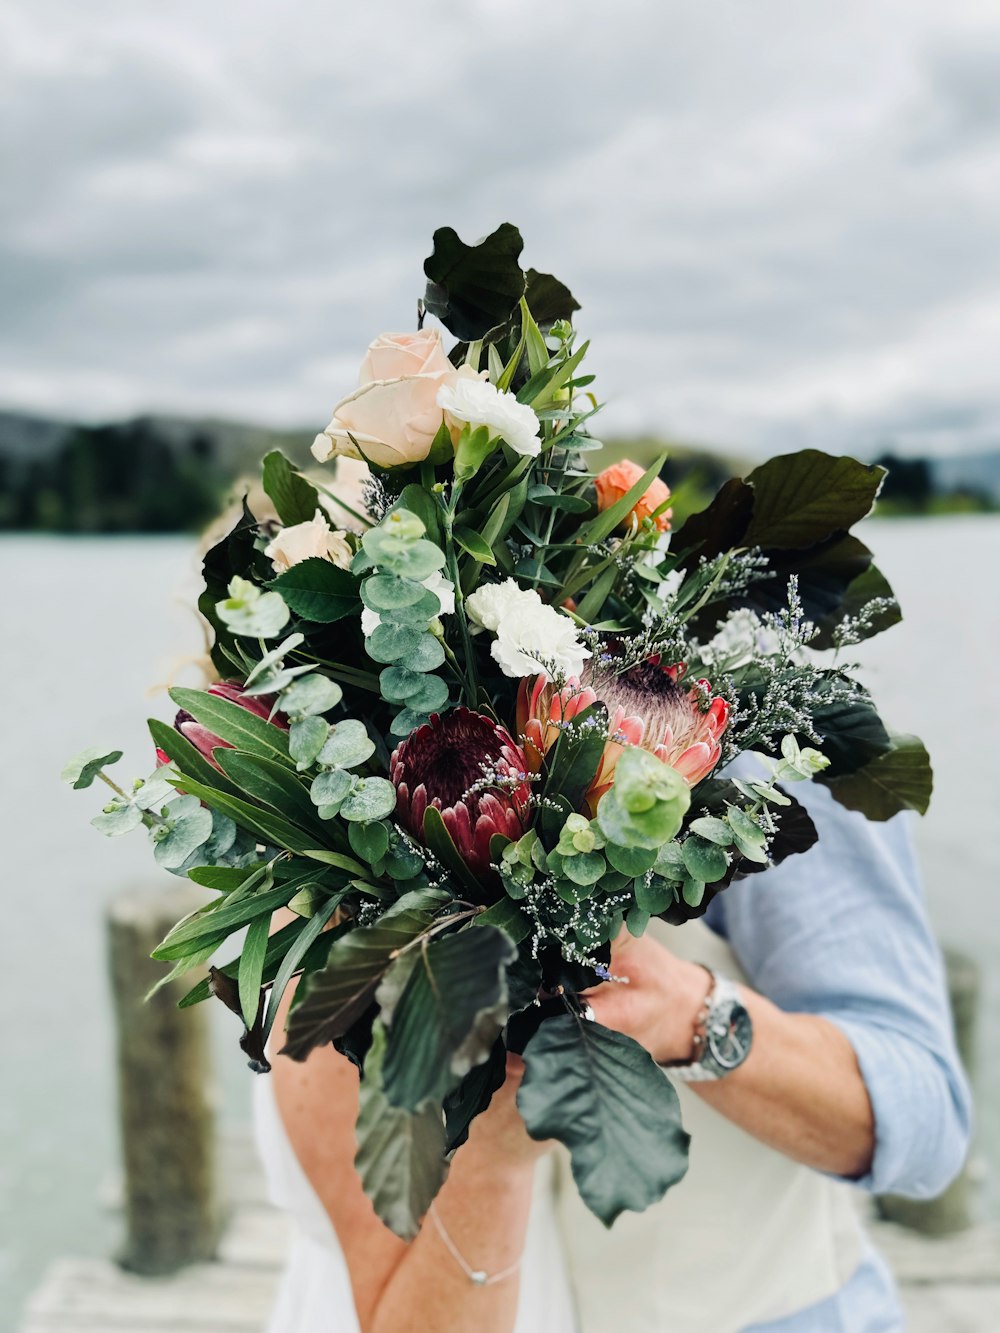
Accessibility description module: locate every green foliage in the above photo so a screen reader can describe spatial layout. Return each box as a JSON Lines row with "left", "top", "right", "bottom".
{"left": 355, "top": 1023, "right": 449, "bottom": 1240}
{"left": 61, "top": 747, "right": 123, "bottom": 789}
{"left": 518, "top": 1015, "right": 690, "bottom": 1226}
{"left": 596, "top": 748, "right": 691, "bottom": 850}
{"left": 261, "top": 450, "right": 321, "bottom": 525}
{"left": 270, "top": 558, "right": 360, "bottom": 623}
{"left": 423, "top": 223, "right": 527, "bottom": 341}
{"left": 822, "top": 733, "right": 933, "bottom": 819}
{"left": 381, "top": 925, "right": 516, "bottom": 1111}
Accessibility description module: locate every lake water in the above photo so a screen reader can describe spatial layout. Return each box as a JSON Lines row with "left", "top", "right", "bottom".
{"left": 2, "top": 520, "right": 999, "bottom": 1329}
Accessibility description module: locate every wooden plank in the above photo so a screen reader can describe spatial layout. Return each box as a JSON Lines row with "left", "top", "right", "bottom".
{"left": 20, "top": 1257, "right": 278, "bottom": 1331}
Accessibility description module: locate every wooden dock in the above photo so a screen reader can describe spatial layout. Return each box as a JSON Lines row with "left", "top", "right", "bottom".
{"left": 17, "top": 1131, "right": 1000, "bottom": 1332}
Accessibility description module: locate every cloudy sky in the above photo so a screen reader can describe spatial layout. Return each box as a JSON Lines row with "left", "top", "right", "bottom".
{"left": 3, "top": 0, "right": 1000, "bottom": 457}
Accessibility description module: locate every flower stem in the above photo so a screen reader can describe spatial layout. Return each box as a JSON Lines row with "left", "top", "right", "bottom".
{"left": 440, "top": 491, "right": 480, "bottom": 707}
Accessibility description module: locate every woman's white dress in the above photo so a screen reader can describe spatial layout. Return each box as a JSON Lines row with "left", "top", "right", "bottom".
{"left": 253, "top": 920, "right": 868, "bottom": 1333}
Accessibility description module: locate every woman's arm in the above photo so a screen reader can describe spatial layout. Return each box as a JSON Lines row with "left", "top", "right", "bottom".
{"left": 270, "top": 969, "right": 548, "bottom": 1333}
{"left": 584, "top": 932, "right": 876, "bottom": 1177}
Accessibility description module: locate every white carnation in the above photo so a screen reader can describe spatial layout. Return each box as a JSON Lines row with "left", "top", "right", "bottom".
{"left": 467, "top": 579, "right": 589, "bottom": 681}
{"left": 465, "top": 578, "right": 526, "bottom": 632}
{"left": 437, "top": 376, "right": 541, "bottom": 458}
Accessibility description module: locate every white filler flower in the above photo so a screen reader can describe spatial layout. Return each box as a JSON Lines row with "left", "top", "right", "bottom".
{"left": 437, "top": 376, "right": 542, "bottom": 458}
{"left": 466, "top": 578, "right": 590, "bottom": 680}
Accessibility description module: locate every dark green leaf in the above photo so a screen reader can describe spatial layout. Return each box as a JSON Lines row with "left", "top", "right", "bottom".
{"left": 453, "top": 524, "right": 497, "bottom": 565}
{"left": 744, "top": 451, "right": 885, "bottom": 550}
{"left": 153, "top": 873, "right": 306, "bottom": 960}
{"left": 523, "top": 267, "right": 580, "bottom": 326}
{"left": 261, "top": 450, "right": 321, "bottom": 526}
{"left": 215, "top": 749, "right": 328, "bottom": 838}
{"left": 807, "top": 693, "right": 892, "bottom": 777}
{"left": 262, "top": 893, "right": 346, "bottom": 1042}
{"left": 355, "top": 1023, "right": 449, "bottom": 1240}
{"left": 444, "top": 1038, "right": 508, "bottom": 1152}
{"left": 382, "top": 925, "right": 516, "bottom": 1111}
{"left": 539, "top": 703, "right": 608, "bottom": 841}
{"left": 518, "top": 1015, "right": 689, "bottom": 1226}
{"left": 61, "top": 746, "right": 123, "bottom": 790}
{"left": 475, "top": 897, "right": 530, "bottom": 943}
{"left": 271, "top": 557, "right": 360, "bottom": 623}
{"left": 281, "top": 901, "right": 439, "bottom": 1060}
{"left": 238, "top": 913, "right": 271, "bottom": 1027}
{"left": 423, "top": 223, "right": 526, "bottom": 341}
{"left": 822, "top": 733, "right": 932, "bottom": 820}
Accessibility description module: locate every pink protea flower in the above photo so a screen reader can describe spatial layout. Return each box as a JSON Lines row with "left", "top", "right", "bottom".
{"left": 156, "top": 681, "right": 288, "bottom": 770}
{"left": 391, "top": 708, "right": 531, "bottom": 891}
{"left": 518, "top": 655, "right": 729, "bottom": 816}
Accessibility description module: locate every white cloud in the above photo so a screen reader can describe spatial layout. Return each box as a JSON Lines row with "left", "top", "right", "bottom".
{"left": 2, "top": 0, "right": 1000, "bottom": 457}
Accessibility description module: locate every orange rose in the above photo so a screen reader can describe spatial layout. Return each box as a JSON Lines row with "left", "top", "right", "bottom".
{"left": 594, "top": 459, "right": 671, "bottom": 532}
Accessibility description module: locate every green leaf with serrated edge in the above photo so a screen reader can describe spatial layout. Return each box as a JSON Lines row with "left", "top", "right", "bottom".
{"left": 148, "top": 718, "right": 244, "bottom": 799}
{"left": 453, "top": 524, "right": 497, "bottom": 564}
{"left": 475, "top": 898, "right": 530, "bottom": 944}
{"left": 261, "top": 892, "right": 345, "bottom": 1043}
{"left": 354, "top": 1023, "right": 449, "bottom": 1240}
{"left": 822, "top": 733, "right": 932, "bottom": 820}
{"left": 271, "top": 557, "right": 360, "bottom": 623}
{"left": 281, "top": 901, "right": 440, "bottom": 1060}
{"left": 518, "top": 1015, "right": 689, "bottom": 1226}
{"left": 744, "top": 450, "right": 885, "bottom": 550}
{"left": 261, "top": 450, "right": 321, "bottom": 525}
{"left": 289, "top": 715, "right": 329, "bottom": 770}
{"left": 382, "top": 926, "right": 516, "bottom": 1111}
{"left": 688, "top": 816, "right": 734, "bottom": 846}
{"left": 215, "top": 750, "right": 327, "bottom": 837}
{"left": 680, "top": 836, "right": 729, "bottom": 883}
{"left": 238, "top": 913, "right": 271, "bottom": 1027}
{"left": 153, "top": 873, "right": 310, "bottom": 960}
{"left": 163, "top": 772, "right": 323, "bottom": 854}
{"left": 169, "top": 687, "right": 291, "bottom": 765}
{"left": 279, "top": 673, "right": 343, "bottom": 718}
{"left": 62, "top": 746, "right": 123, "bottom": 789}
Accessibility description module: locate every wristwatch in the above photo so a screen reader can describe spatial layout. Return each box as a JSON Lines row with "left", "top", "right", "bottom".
{"left": 668, "top": 967, "right": 753, "bottom": 1082}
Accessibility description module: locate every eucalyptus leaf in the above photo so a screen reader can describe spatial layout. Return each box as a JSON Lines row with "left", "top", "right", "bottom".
{"left": 279, "top": 673, "right": 343, "bottom": 718}
{"left": 340, "top": 777, "right": 398, "bottom": 823}
{"left": 216, "top": 576, "right": 289, "bottom": 638}
{"left": 289, "top": 715, "right": 330, "bottom": 771}
{"left": 91, "top": 803, "right": 143, "bottom": 836}
{"left": 318, "top": 719, "right": 376, "bottom": 770}
{"left": 61, "top": 746, "right": 123, "bottom": 790}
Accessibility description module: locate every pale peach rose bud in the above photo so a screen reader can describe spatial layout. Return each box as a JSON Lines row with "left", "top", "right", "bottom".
{"left": 594, "top": 459, "right": 672, "bottom": 532}
{"left": 311, "top": 328, "right": 459, "bottom": 470}
{"left": 264, "top": 510, "right": 353, "bottom": 573}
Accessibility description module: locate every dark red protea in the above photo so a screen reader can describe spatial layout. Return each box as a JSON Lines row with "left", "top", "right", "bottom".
{"left": 156, "top": 681, "right": 288, "bottom": 770}
{"left": 391, "top": 708, "right": 531, "bottom": 889}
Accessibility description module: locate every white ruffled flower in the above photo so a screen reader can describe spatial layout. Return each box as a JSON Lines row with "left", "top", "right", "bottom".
{"left": 264, "top": 511, "right": 353, "bottom": 574}
{"left": 467, "top": 579, "right": 590, "bottom": 681}
{"left": 437, "top": 376, "right": 542, "bottom": 458}
{"left": 361, "top": 570, "right": 455, "bottom": 638}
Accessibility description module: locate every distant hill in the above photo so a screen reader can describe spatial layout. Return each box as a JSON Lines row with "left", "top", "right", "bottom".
{"left": 0, "top": 410, "right": 315, "bottom": 532}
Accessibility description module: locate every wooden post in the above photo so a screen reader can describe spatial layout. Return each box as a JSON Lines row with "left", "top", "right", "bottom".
{"left": 107, "top": 883, "right": 223, "bottom": 1274}
{"left": 875, "top": 948, "right": 979, "bottom": 1235}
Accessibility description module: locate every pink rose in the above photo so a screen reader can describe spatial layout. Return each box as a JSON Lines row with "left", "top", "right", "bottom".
{"left": 311, "top": 329, "right": 458, "bottom": 470}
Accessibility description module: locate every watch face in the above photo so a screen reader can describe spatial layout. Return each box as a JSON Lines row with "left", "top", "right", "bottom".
{"left": 706, "top": 1001, "right": 753, "bottom": 1070}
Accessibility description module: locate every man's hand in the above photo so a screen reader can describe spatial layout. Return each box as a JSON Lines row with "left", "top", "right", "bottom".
{"left": 581, "top": 930, "right": 713, "bottom": 1066}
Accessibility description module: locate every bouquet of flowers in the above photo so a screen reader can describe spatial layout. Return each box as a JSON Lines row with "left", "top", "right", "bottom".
{"left": 67, "top": 223, "right": 931, "bottom": 1236}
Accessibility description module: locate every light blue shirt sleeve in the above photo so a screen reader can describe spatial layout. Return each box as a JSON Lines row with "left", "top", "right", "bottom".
{"left": 706, "top": 779, "right": 972, "bottom": 1199}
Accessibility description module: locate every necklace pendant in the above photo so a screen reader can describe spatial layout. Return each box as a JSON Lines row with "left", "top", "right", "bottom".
{"left": 470, "top": 1269, "right": 488, "bottom": 1286}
